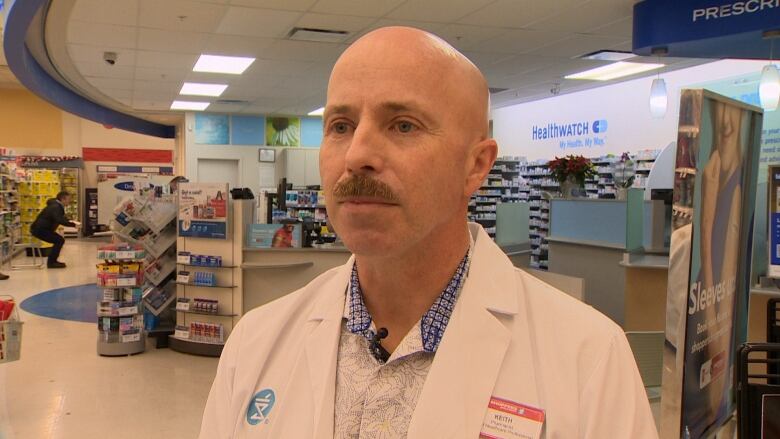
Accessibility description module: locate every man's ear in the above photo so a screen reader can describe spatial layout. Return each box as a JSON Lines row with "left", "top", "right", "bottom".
{"left": 464, "top": 138, "right": 498, "bottom": 197}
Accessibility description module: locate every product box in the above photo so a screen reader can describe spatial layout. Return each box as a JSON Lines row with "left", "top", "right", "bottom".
{"left": 246, "top": 224, "right": 302, "bottom": 248}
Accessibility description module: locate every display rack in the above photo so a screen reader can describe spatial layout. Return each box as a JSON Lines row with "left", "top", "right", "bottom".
{"left": 468, "top": 157, "right": 525, "bottom": 239}
{"left": 18, "top": 169, "right": 60, "bottom": 250}
{"left": 96, "top": 244, "right": 146, "bottom": 356}
{"left": 631, "top": 149, "right": 661, "bottom": 189}
{"left": 0, "top": 162, "right": 20, "bottom": 263}
{"left": 59, "top": 168, "right": 81, "bottom": 237}
{"left": 109, "top": 189, "right": 179, "bottom": 347}
{"left": 518, "top": 160, "right": 550, "bottom": 270}
{"left": 170, "top": 200, "right": 244, "bottom": 357}
{"left": 592, "top": 155, "right": 617, "bottom": 199}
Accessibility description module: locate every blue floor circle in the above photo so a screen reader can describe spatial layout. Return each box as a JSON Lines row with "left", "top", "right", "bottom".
{"left": 20, "top": 284, "right": 101, "bottom": 323}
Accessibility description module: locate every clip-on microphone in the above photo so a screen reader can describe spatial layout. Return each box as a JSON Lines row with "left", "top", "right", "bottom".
{"left": 369, "top": 327, "right": 390, "bottom": 364}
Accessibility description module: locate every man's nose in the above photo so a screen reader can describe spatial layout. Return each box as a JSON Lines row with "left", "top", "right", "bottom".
{"left": 344, "top": 123, "right": 385, "bottom": 176}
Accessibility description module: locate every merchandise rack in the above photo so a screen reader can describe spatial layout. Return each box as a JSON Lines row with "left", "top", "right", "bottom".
{"left": 520, "top": 160, "right": 551, "bottom": 270}
{"left": 468, "top": 157, "right": 525, "bottom": 239}
{"left": 19, "top": 169, "right": 60, "bottom": 249}
{"left": 96, "top": 246, "right": 147, "bottom": 356}
{"left": 0, "top": 162, "right": 21, "bottom": 263}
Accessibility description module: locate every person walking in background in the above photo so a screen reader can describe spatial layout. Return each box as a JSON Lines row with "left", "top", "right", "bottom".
{"left": 30, "top": 191, "right": 79, "bottom": 269}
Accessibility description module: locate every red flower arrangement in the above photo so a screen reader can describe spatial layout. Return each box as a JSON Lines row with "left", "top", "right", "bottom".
{"left": 547, "top": 155, "right": 597, "bottom": 186}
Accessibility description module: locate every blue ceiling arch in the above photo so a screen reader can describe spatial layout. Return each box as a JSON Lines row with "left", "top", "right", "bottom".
{"left": 2, "top": 0, "right": 176, "bottom": 138}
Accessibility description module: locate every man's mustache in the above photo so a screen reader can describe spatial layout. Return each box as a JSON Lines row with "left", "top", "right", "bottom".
{"left": 332, "top": 175, "right": 399, "bottom": 202}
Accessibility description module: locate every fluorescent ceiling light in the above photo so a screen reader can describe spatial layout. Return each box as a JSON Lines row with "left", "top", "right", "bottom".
{"left": 180, "top": 82, "right": 228, "bottom": 97}
{"left": 170, "top": 100, "right": 210, "bottom": 111}
{"left": 565, "top": 62, "right": 665, "bottom": 81}
{"left": 193, "top": 54, "right": 256, "bottom": 75}
{"left": 760, "top": 64, "right": 780, "bottom": 111}
{"left": 308, "top": 106, "right": 325, "bottom": 116}
{"left": 581, "top": 50, "right": 636, "bottom": 62}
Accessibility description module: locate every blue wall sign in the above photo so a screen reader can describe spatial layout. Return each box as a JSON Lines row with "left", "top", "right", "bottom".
{"left": 633, "top": 0, "right": 780, "bottom": 59}
{"left": 531, "top": 119, "right": 609, "bottom": 150}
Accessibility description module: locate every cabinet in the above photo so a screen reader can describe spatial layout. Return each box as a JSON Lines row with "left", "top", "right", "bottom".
{"left": 278, "top": 148, "right": 320, "bottom": 187}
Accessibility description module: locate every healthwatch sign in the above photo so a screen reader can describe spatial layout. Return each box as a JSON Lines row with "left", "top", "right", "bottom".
{"left": 531, "top": 120, "right": 609, "bottom": 150}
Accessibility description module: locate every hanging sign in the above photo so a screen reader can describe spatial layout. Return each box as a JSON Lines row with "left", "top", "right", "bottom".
{"left": 633, "top": 0, "right": 780, "bottom": 59}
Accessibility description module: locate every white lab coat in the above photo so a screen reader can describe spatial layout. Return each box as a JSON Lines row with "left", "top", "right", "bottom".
{"left": 200, "top": 224, "right": 658, "bottom": 438}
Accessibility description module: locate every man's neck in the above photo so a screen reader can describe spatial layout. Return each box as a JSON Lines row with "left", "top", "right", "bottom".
{"left": 355, "top": 220, "right": 472, "bottom": 352}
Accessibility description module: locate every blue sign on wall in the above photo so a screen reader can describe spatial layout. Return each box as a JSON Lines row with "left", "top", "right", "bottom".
{"left": 633, "top": 0, "right": 780, "bottom": 59}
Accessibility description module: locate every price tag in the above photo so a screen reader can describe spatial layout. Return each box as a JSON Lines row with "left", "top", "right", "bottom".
{"left": 174, "top": 328, "right": 189, "bottom": 339}
{"left": 175, "top": 299, "right": 190, "bottom": 311}
{"left": 177, "top": 272, "right": 190, "bottom": 283}
{"left": 121, "top": 331, "right": 141, "bottom": 343}
{"left": 117, "top": 277, "right": 136, "bottom": 287}
{"left": 116, "top": 250, "right": 135, "bottom": 259}
{"left": 118, "top": 305, "right": 137, "bottom": 315}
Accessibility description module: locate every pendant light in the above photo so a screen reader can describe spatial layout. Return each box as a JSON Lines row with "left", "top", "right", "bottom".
{"left": 649, "top": 50, "right": 668, "bottom": 118}
{"left": 760, "top": 31, "right": 780, "bottom": 111}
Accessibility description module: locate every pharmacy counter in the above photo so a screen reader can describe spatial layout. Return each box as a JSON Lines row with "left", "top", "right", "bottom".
{"left": 242, "top": 247, "right": 351, "bottom": 312}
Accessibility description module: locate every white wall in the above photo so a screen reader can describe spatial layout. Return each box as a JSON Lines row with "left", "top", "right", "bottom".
{"left": 492, "top": 59, "right": 769, "bottom": 161}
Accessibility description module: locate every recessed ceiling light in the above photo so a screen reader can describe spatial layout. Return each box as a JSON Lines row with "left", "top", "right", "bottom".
{"left": 180, "top": 82, "right": 228, "bottom": 97}
{"left": 580, "top": 50, "right": 636, "bottom": 62}
{"left": 171, "top": 100, "right": 210, "bottom": 111}
{"left": 565, "top": 62, "right": 665, "bottom": 81}
{"left": 308, "top": 106, "right": 325, "bottom": 116}
{"left": 193, "top": 54, "right": 256, "bottom": 75}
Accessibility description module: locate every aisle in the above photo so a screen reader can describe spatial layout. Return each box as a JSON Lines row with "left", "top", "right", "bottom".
{"left": 0, "top": 239, "right": 217, "bottom": 439}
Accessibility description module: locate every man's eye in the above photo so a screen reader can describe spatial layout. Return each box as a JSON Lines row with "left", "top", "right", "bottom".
{"left": 333, "top": 122, "right": 350, "bottom": 134}
{"left": 396, "top": 121, "right": 416, "bottom": 133}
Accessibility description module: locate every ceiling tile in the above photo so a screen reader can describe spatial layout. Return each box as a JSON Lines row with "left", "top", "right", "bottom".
{"left": 75, "top": 62, "right": 135, "bottom": 79}
{"left": 135, "top": 50, "right": 199, "bottom": 69}
{"left": 525, "top": 0, "right": 633, "bottom": 34}
{"left": 134, "top": 79, "right": 184, "bottom": 93}
{"left": 386, "top": 0, "right": 493, "bottom": 23}
{"left": 138, "top": 0, "right": 228, "bottom": 32}
{"left": 134, "top": 66, "right": 191, "bottom": 82}
{"left": 436, "top": 24, "right": 509, "bottom": 52}
{"left": 587, "top": 17, "right": 633, "bottom": 39}
{"left": 310, "top": 0, "right": 406, "bottom": 18}
{"left": 216, "top": 7, "right": 303, "bottom": 38}
{"left": 70, "top": 0, "right": 139, "bottom": 26}
{"left": 85, "top": 76, "right": 134, "bottom": 90}
{"left": 68, "top": 44, "right": 138, "bottom": 66}
{"left": 67, "top": 21, "right": 137, "bottom": 49}
{"left": 294, "top": 12, "right": 376, "bottom": 33}
{"left": 230, "top": 0, "right": 317, "bottom": 11}
{"left": 243, "top": 58, "right": 320, "bottom": 78}
{"left": 344, "top": 19, "right": 446, "bottom": 43}
{"left": 526, "top": 34, "right": 627, "bottom": 58}
{"left": 470, "top": 29, "right": 570, "bottom": 54}
{"left": 458, "top": 0, "right": 588, "bottom": 28}
{"left": 137, "top": 28, "right": 210, "bottom": 53}
{"left": 208, "top": 102, "right": 252, "bottom": 113}
{"left": 132, "top": 99, "right": 174, "bottom": 111}
{"left": 101, "top": 88, "right": 134, "bottom": 100}
{"left": 202, "top": 34, "right": 276, "bottom": 57}
{"left": 460, "top": 51, "right": 516, "bottom": 67}
{"left": 259, "top": 39, "right": 346, "bottom": 63}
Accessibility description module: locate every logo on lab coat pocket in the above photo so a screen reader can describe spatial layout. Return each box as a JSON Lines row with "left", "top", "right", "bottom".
{"left": 246, "top": 388, "right": 276, "bottom": 425}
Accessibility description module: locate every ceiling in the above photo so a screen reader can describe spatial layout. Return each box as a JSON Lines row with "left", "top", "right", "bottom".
{"left": 42, "top": 0, "right": 710, "bottom": 123}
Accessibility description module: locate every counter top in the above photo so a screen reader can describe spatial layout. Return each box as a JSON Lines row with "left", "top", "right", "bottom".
{"left": 619, "top": 253, "right": 669, "bottom": 269}
{"left": 546, "top": 235, "right": 626, "bottom": 250}
{"left": 243, "top": 246, "right": 351, "bottom": 253}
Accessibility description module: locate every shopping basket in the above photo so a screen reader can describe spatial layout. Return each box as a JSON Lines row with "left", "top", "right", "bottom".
{"left": 0, "top": 295, "right": 23, "bottom": 364}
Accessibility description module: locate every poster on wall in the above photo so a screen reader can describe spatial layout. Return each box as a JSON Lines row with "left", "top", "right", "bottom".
{"left": 246, "top": 224, "right": 301, "bottom": 248}
{"left": 178, "top": 182, "right": 229, "bottom": 239}
{"left": 195, "top": 114, "right": 229, "bottom": 145}
{"left": 660, "top": 90, "right": 762, "bottom": 439}
{"left": 266, "top": 117, "right": 300, "bottom": 147}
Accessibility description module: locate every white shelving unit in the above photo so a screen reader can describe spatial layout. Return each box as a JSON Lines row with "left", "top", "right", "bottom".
{"left": 469, "top": 157, "right": 525, "bottom": 239}
{"left": 96, "top": 246, "right": 146, "bottom": 356}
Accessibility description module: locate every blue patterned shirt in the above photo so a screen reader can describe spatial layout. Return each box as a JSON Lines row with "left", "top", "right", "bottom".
{"left": 346, "top": 251, "right": 471, "bottom": 354}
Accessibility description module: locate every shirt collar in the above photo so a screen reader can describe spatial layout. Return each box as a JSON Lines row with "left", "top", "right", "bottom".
{"left": 344, "top": 247, "right": 472, "bottom": 353}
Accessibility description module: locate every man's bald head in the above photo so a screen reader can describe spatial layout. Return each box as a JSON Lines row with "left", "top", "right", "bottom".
{"left": 328, "top": 26, "right": 491, "bottom": 139}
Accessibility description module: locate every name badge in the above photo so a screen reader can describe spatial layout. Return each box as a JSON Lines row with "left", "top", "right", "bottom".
{"left": 479, "top": 397, "right": 545, "bottom": 439}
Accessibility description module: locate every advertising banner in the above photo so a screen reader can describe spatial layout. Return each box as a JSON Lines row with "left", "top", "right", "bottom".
{"left": 178, "top": 183, "right": 229, "bottom": 240}
{"left": 661, "top": 89, "right": 762, "bottom": 438}
{"left": 769, "top": 166, "right": 780, "bottom": 277}
{"left": 245, "top": 224, "right": 301, "bottom": 249}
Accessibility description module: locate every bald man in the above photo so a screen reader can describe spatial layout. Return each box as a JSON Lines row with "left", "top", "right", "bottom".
{"left": 200, "top": 27, "right": 657, "bottom": 439}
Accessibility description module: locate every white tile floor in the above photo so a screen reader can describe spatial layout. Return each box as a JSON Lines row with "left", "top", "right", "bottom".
{"left": 0, "top": 239, "right": 217, "bottom": 439}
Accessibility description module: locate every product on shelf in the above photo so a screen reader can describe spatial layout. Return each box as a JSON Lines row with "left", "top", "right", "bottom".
{"left": 177, "top": 251, "right": 223, "bottom": 267}
{"left": 96, "top": 247, "right": 146, "bottom": 351}
{"left": 19, "top": 169, "right": 60, "bottom": 246}
{"left": 187, "top": 322, "right": 224, "bottom": 344}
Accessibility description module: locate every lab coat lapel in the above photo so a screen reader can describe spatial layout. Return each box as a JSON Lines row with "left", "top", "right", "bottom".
{"left": 408, "top": 225, "right": 541, "bottom": 438}
{"left": 303, "top": 257, "right": 353, "bottom": 439}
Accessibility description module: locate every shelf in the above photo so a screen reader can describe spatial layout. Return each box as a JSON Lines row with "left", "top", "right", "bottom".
{"left": 176, "top": 282, "right": 237, "bottom": 288}
{"left": 241, "top": 261, "right": 314, "bottom": 270}
{"left": 177, "top": 309, "right": 238, "bottom": 317}
{"left": 177, "top": 263, "right": 237, "bottom": 269}
{"left": 168, "top": 336, "right": 224, "bottom": 357}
